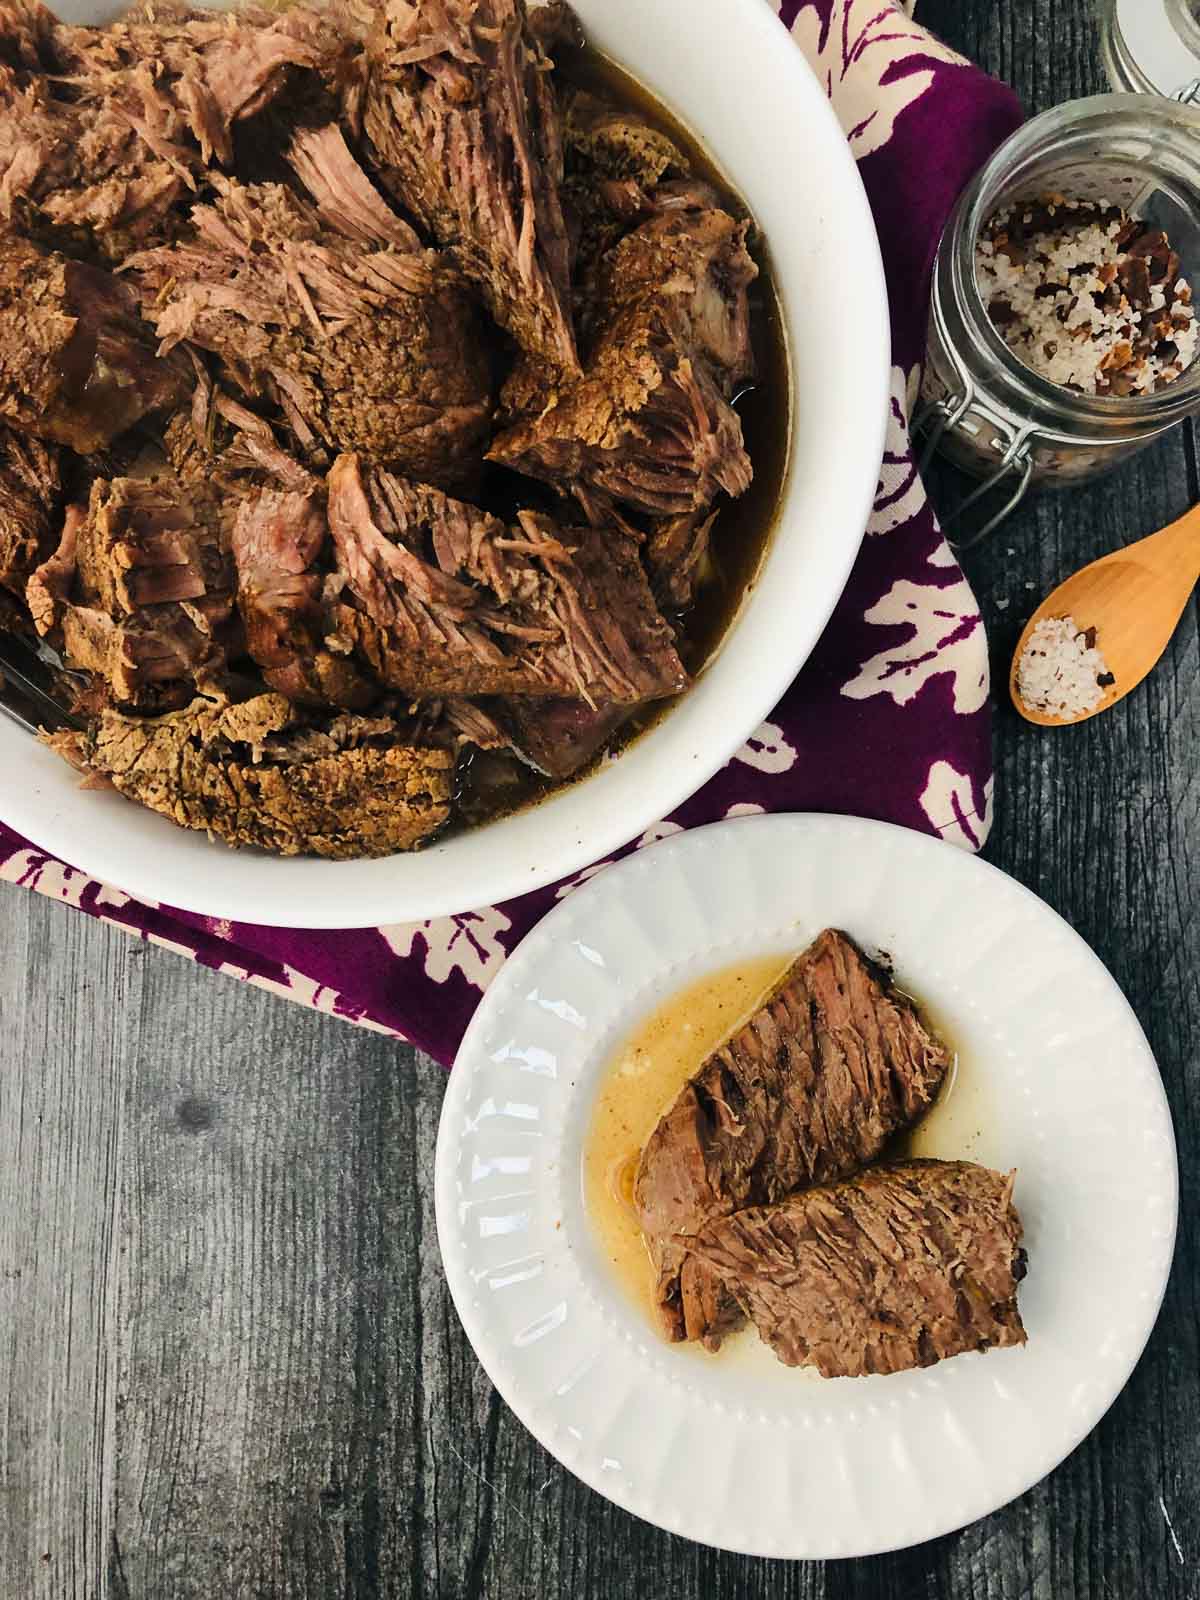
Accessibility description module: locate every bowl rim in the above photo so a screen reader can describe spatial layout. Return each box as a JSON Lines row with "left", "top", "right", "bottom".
{"left": 0, "top": 0, "right": 891, "bottom": 929}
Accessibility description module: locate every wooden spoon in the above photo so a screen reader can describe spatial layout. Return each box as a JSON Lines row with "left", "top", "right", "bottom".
{"left": 1010, "top": 503, "right": 1200, "bottom": 726}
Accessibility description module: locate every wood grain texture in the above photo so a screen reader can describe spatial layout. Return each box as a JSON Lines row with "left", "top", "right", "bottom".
{"left": 1, "top": 1, "right": 1198, "bottom": 1597}
{"left": 0, "top": 895, "right": 135, "bottom": 1599}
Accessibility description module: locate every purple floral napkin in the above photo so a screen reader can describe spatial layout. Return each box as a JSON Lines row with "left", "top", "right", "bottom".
{"left": 0, "top": 1, "right": 1022, "bottom": 1065}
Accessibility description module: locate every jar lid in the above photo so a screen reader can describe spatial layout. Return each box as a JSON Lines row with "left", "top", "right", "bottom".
{"left": 1116, "top": 0, "right": 1200, "bottom": 98}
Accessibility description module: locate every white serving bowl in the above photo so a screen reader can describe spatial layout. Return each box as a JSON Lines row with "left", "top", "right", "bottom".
{"left": 1, "top": 0, "right": 889, "bottom": 928}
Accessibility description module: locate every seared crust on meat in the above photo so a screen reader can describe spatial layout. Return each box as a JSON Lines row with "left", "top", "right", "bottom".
{"left": 45, "top": 691, "right": 454, "bottom": 858}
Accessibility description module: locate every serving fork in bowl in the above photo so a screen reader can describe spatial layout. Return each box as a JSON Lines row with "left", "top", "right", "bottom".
{"left": 0, "top": 633, "right": 80, "bottom": 736}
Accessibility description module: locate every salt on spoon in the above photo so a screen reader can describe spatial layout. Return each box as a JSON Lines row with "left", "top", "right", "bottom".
{"left": 1016, "top": 617, "right": 1114, "bottom": 720}
{"left": 1010, "top": 501, "right": 1200, "bottom": 727}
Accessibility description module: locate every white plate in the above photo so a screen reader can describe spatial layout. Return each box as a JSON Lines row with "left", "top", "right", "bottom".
{"left": 435, "top": 814, "right": 1178, "bottom": 1558}
{"left": 0, "top": 0, "right": 889, "bottom": 927}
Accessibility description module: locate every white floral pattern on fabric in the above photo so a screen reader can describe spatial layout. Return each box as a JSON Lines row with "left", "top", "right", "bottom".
{"left": 871, "top": 365, "right": 926, "bottom": 534}
{"left": 842, "top": 565, "right": 989, "bottom": 714}
{"left": 919, "top": 761, "right": 995, "bottom": 850}
{"left": 733, "top": 720, "right": 799, "bottom": 774}
{"left": 381, "top": 906, "right": 514, "bottom": 989}
{"left": 785, "top": 0, "right": 966, "bottom": 158}
{"left": 0, "top": 847, "right": 136, "bottom": 912}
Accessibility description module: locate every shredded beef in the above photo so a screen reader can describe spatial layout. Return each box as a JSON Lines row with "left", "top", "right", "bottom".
{"left": 54, "top": 3, "right": 347, "bottom": 132}
{"left": 526, "top": 1, "right": 584, "bottom": 53}
{"left": 490, "top": 312, "right": 751, "bottom": 516}
{"left": 3, "top": 0, "right": 770, "bottom": 862}
{"left": 359, "top": 0, "right": 579, "bottom": 374}
{"left": 606, "top": 207, "right": 757, "bottom": 393}
{"left": 325, "top": 453, "right": 686, "bottom": 704}
{"left": 26, "top": 500, "right": 80, "bottom": 638}
{"left": 488, "top": 204, "right": 756, "bottom": 517}
{"left": 635, "top": 929, "right": 952, "bottom": 1348}
{"left": 558, "top": 86, "right": 685, "bottom": 294}
{"left": 288, "top": 121, "right": 421, "bottom": 251}
{"left": 44, "top": 691, "right": 454, "bottom": 858}
{"left": 645, "top": 506, "right": 717, "bottom": 611}
{"left": 128, "top": 175, "right": 492, "bottom": 484}
{"left": 163, "top": 362, "right": 298, "bottom": 499}
{"left": 0, "top": 84, "right": 189, "bottom": 261}
{"left": 0, "top": 425, "right": 62, "bottom": 613}
{"left": 0, "top": 3, "right": 346, "bottom": 262}
{"left": 0, "top": 234, "right": 185, "bottom": 453}
{"left": 31, "top": 473, "right": 236, "bottom": 711}
{"left": 232, "top": 477, "right": 372, "bottom": 710}
{"left": 691, "top": 1161, "right": 1027, "bottom": 1377}
{"left": 439, "top": 695, "right": 513, "bottom": 751}
{"left": 0, "top": 2, "right": 61, "bottom": 83}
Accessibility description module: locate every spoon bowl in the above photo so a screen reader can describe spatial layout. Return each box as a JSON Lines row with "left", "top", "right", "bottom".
{"left": 1010, "top": 503, "right": 1200, "bottom": 726}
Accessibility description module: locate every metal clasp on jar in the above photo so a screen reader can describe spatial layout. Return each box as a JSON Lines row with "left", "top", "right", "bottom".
{"left": 913, "top": 369, "right": 1036, "bottom": 551}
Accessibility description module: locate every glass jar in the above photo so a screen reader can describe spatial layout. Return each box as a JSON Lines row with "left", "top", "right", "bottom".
{"left": 1098, "top": 0, "right": 1200, "bottom": 100}
{"left": 915, "top": 94, "right": 1200, "bottom": 545}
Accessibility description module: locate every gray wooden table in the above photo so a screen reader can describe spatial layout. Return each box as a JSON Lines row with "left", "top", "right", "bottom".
{"left": 3, "top": 3, "right": 1198, "bottom": 1596}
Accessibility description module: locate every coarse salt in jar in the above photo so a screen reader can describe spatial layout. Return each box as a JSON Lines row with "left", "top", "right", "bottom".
{"left": 1098, "top": 0, "right": 1200, "bottom": 99}
{"left": 915, "top": 94, "right": 1200, "bottom": 545}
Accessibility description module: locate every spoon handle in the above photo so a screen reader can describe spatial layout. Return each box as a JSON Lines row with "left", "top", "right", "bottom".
{"left": 1160, "top": 502, "right": 1200, "bottom": 582}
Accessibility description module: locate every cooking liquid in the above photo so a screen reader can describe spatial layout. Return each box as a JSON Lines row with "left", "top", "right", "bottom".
{"left": 887, "top": 996, "right": 990, "bottom": 1164}
{"left": 583, "top": 958, "right": 979, "bottom": 1335}
{"left": 583, "top": 955, "right": 792, "bottom": 1329}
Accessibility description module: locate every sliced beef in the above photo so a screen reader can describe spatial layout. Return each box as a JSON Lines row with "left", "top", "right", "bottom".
{"left": 232, "top": 478, "right": 372, "bottom": 710}
{"left": 31, "top": 473, "right": 236, "bottom": 712}
{"left": 691, "top": 1161, "right": 1027, "bottom": 1377}
{"left": 359, "top": 0, "right": 578, "bottom": 374}
{"left": 0, "top": 426, "right": 62, "bottom": 615}
{"left": 128, "top": 176, "right": 492, "bottom": 484}
{"left": 635, "top": 929, "right": 952, "bottom": 1348}
{"left": 44, "top": 691, "right": 454, "bottom": 858}
{"left": 0, "top": 234, "right": 185, "bottom": 454}
{"left": 488, "top": 205, "right": 757, "bottom": 517}
{"left": 326, "top": 453, "right": 686, "bottom": 704}
{"left": 0, "top": 3, "right": 346, "bottom": 262}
